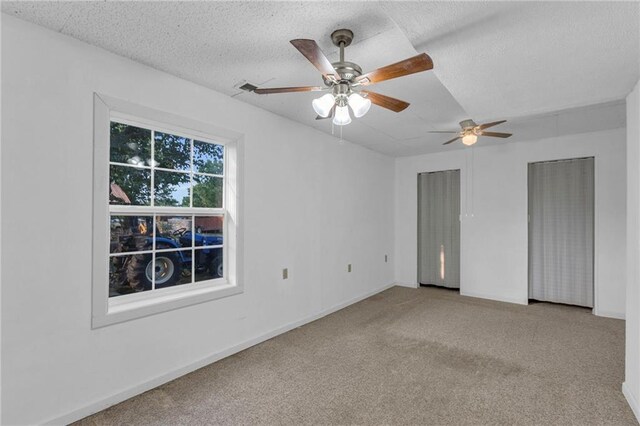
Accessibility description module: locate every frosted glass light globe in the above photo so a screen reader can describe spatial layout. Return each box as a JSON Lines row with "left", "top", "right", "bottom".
{"left": 333, "top": 105, "right": 352, "bottom": 126}
{"left": 348, "top": 93, "right": 372, "bottom": 118}
{"left": 462, "top": 134, "right": 478, "bottom": 146}
{"left": 312, "top": 93, "right": 335, "bottom": 118}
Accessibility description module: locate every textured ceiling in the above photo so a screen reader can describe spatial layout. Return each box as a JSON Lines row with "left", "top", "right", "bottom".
{"left": 3, "top": 1, "right": 638, "bottom": 156}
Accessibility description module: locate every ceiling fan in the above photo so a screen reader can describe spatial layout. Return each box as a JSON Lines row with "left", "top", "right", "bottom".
{"left": 249, "top": 29, "right": 434, "bottom": 126}
{"left": 430, "top": 119, "right": 513, "bottom": 146}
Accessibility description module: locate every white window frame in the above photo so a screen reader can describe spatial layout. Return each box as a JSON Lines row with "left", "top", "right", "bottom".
{"left": 92, "top": 94, "right": 244, "bottom": 328}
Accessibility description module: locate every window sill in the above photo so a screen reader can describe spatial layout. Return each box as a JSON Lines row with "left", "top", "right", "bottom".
{"left": 92, "top": 281, "right": 242, "bottom": 329}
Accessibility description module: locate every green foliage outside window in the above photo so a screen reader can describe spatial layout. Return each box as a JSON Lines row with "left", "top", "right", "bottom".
{"left": 109, "top": 122, "right": 224, "bottom": 207}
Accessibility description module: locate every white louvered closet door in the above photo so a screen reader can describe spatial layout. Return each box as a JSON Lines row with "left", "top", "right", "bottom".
{"left": 418, "top": 170, "right": 460, "bottom": 288}
{"left": 528, "top": 157, "right": 594, "bottom": 307}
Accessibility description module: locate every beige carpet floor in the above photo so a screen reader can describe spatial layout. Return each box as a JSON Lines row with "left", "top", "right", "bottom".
{"left": 75, "top": 286, "right": 636, "bottom": 425}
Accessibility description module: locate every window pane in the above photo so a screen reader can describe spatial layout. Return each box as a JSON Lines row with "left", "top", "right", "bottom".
{"left": 109, "top": 165, "right": 151, "bottom": 206}
{"left": 156, "top": 215, "right": 193, "bottom": 247}
{"left": 154, "top": 132, "right": 191, "bottom": 171}
{"left": 154, "top": 170, "right": 190, "bottom": 206}
{"left": 194, "top": 247, "right": 223, "bottom": 282}
{"left": 153, "top": 250, "right": 191, "bottom": 289}
{"left": 194, "top": 215, "right": 224, "bottom": 247}
{"left": 110, "top": 215, "right": 153, "bottom": 253}
{"left": 110, "top": 122, "right": 151, "bottom": 166}
{"left": 192, "top": 175, "right": 223, "bottom": 208}
{"left": 109, "top": 253, "right": 153, "bottom": 297}
{"left": 194, "top": 141, "right": 224, "bottom": 174}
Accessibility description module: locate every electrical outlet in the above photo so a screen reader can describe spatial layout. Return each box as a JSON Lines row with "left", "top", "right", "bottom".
{"left": 385, "top": 254, "right": 388, "bottom": 263}
{"left": 282, "top": 268, "right": 288, "bottom": 280}
{"left": 348, "top": 264, "right": 352, "bottom": 273}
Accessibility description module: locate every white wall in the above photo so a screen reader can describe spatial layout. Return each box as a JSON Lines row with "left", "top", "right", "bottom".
{"left": 624, "top": 80, "right": 640, "bottom": 421}
{"left": 0, "top": 16, "right": 394, "bottom": 425}
{"left": 395, "top": 128, "right": 627, "bottom": 317}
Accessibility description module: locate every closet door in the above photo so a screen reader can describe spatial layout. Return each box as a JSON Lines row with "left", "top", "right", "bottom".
{"left": 418, "top": 170, "right": 461, "bottom": 288}
{"left": 528, "top": 158, "right": 594, "bottom": 307}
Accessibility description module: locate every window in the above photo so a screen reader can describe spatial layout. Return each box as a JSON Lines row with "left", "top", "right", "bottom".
{"left": 109, "top": 121, "right": 225, "bottom": 296}
{"left": 93, "top": 94, "right": 243, "bottom": 328}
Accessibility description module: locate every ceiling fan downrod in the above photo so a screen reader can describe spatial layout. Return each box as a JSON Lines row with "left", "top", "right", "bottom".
{"left": 329, "top": 29, "right": 362, "bottom": 84}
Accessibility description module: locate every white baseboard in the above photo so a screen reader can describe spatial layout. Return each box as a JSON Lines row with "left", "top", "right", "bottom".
{"left": 623, "top": 382, "right": 640, "bottom": 423}
{"left": 395, "top": 281, "right": 418, "bottom": 288}
{"left": 45, "top": 282, "right": 396, "bottom": 425}
{"left": 459, "top": 289, "right": 528, "bottom": 306}
{"left": 594, "top": 309, "right": 625, "bottom": 320}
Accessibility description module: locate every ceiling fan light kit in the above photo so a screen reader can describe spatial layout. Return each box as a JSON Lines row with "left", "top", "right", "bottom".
{"left": 251, "top": 28, "right": 434, "bottom": 126}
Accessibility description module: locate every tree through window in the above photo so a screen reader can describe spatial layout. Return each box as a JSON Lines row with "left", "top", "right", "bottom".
{"left": 108, "top": 121, "right": 226, "bottom": 297}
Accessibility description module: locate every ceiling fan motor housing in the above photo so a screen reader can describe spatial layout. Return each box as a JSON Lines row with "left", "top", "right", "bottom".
{"left": 330, "top": 61, "right": 362, "bottom": 83}
{"left": 459, "top": 119, "right": 477, "bottom": 130}
{"left": 324, "top": 29, "right": 363, "bottom": 85}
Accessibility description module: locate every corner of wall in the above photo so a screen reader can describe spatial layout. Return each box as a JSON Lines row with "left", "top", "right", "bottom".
{"left": 623, "top": 382, "right": 640, "bottom": 422}
{"left": 625, "top": 79, "right": 640, "bottom": 423}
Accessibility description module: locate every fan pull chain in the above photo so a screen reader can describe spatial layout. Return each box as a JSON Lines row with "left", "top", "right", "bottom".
{"left": 466, "top": 149, "right": 470, "bottom": 218}
{"left": 465, "top": 147, "right": 475, "bottom": 219}
{"left": 470, "top": 146, "right": 475, "bottom": 217}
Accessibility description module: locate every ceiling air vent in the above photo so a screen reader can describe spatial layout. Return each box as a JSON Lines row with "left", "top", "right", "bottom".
{"left": 238, "top": 82, "right": 258, "bottom": 92}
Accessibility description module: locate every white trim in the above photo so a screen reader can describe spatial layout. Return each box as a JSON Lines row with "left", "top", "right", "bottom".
{"left": 593, "top": 309, "right": 625, "bottom": 320}
{"left": 460, "top": 289, "right": 528, "bottom": 306}
{"left": 44, "top": 282, "right": 396, "bottom": 425}
{"left": 92, "top": 94, "right": 111, "bottom": 326}
{"left": 623, "top": 382, "right": 640, "bottom": 423}
{"left": 105, "top": 97, "right": 240, "bottom": 143}
{"left": 396, "top": 281, "right": 419, "bottom": 289}
{"left": 95, "top": 284, "right": 243, "bottom": 328}
{"left": 0, "top": 12, "right": 4, "bottom": 420}
{"left": 111, "top": 112, "right": 232, "bottom": 146}
{"left": 109, "top": 205, "right": 225, "bottom": 214}
{"left": 108, "top": 165, "right": 226, "bottom": 179}
{"left": 108, "top": 275, "right": 226, "bottom": 307}
{"left": 593, "top": 155, "right": 600, "bottom": 316}
{"left": 92, "top": 93, "right": 244, "bottom": 328}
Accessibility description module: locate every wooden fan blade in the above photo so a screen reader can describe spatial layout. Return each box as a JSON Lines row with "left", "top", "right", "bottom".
{"left": 480, "top": 131, "right": 512, "bottom": 138}
{"left": 428, "top": 131, "right": 459, "bottom": 134}
{"left": 361, "top": 90, "right": 410, "bottom": 112}
{"left": 254, "top": 86, "right": 325, "bottom": 94}
{"left": 443, "top": 136, "right": 461, "bottom": 145}
{"left": 356, "top": 53, "right": 433, "bottom": 85}
{"left": 290, "top": 39, "right": 338, "bottom": 79}
{"left": 479, "top": 120, "right": 507, "bottom": 130}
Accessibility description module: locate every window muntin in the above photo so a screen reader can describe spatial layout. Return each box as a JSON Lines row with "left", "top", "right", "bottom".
{"left": 108, "top": 120, "right": 225, "bottom": 298}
